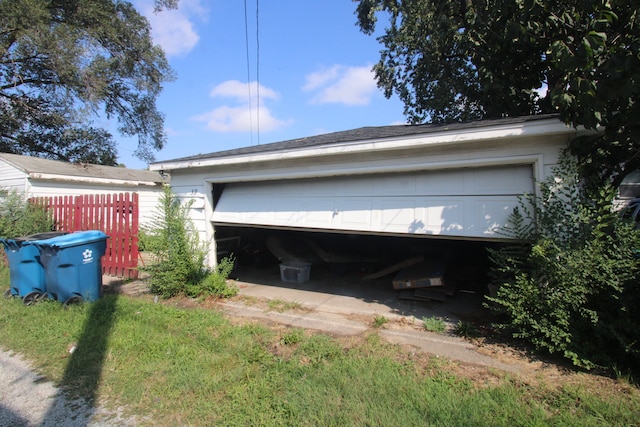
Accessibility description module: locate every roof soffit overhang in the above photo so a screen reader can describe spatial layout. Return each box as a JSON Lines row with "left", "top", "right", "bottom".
{"left": 151, "top": 118, "right": 587, "bottom": 173}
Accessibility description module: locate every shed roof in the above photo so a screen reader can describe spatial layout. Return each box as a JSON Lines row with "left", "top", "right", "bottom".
{"left": 0, "top": 153, "right": 164, "bottom": 185}
{"left": 153, "top": 114, "right": 563, "bottom": 166}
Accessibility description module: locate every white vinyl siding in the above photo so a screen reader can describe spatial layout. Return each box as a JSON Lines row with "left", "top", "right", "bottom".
{"left": 0, "top": 162, "right": 28, "bottom": 193}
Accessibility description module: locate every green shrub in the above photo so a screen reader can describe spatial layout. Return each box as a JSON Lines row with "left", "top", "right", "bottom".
{"left": 185, "top": 256, "right": 238, "bottom": 298}
{"left": 141, "top": 186, "right": 239, "bottom": 300}
{"left": 0, "top": 189, "right": 54, "bottom": 238}
{"left": 140, "top": 185, "right": 208, "bottom": 298}
{"left": 487, "top": 155, "right": 640, "bottom": 371}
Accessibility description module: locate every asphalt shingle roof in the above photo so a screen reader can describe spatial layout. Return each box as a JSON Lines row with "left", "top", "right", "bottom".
{"left": 155, "top": 114, "right": 561, "bottom": 164}
{"left": 0, "top": 153, "right": 163, "bottom": 184}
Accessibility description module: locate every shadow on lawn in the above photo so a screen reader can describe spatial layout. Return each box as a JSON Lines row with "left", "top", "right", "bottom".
{"left": 42, "top": 294, "right": 118, "bottom": 426}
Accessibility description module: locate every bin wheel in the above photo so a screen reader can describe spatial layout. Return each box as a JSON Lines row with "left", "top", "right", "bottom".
{"left": 3, "top": 288, "right": 14, "bottom": 299}
{"left": 23, "top": 292, "right": 44, "bottom": 306}
{"left": 64, "top": 296, "right": 83, "bottom": 307}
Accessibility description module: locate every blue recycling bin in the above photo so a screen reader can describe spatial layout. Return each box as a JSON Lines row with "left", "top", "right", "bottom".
{"left": 1, "top": 232, "right": 68, "bottom": 304}
{"left": 29, "top": 230, "right": 109, "bottom": 305}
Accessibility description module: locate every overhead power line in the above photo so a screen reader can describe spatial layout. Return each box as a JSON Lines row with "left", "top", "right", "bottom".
{"left": 256, "top": 0, "right": 260, "bottom": 145}
{"left": 243, "top": 0, "right": 253, "bottom": 145}
{"left": 243, "top": 0, "right": 260, "bottom": 145}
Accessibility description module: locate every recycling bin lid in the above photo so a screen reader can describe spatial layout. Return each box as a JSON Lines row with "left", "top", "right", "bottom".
{"left": 13, "top": 231, "right": 69, "bottom": 243}
{"left": 28, "top": 230, "right": 108, "bottom": 249}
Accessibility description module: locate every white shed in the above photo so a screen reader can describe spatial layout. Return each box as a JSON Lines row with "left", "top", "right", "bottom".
{"left": 150, "top": 115, "right": 590, "bottom": 267}
{"left": 0, "top": 153, "right": 166, "bottom": 228}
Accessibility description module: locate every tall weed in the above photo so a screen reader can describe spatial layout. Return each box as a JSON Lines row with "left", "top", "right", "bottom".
{"left": 141, "top": 185, "right": 237, "bottom": 299}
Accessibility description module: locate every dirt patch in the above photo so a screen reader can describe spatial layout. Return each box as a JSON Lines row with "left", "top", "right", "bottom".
{"left": 102, "top": 275, "right": 150, "bottom": 297}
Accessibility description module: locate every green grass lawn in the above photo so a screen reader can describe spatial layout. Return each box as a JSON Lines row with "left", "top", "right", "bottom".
{"left": 1, "top": 281, "right": 639, "bottom": 426}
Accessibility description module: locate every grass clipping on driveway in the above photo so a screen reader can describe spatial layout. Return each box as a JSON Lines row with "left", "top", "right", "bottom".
{"left": 0, "top": 293, "right": 638, "bottom": 426}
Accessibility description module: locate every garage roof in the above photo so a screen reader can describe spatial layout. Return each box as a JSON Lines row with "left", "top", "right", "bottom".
{"left": 151, "top": 114, "right": 565, "bottom": 170}
{"left": 0, "top": 153, "right": 164, "bottom": 186}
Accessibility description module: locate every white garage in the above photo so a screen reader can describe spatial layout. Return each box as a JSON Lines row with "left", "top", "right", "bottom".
{"left": 151, "top": 115, "right": 587, "bottom": 268}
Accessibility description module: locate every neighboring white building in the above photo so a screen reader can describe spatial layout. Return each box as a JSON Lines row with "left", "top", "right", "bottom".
{"left": 0, "top": 153, "right": 166, "bottom": 228}
{"left": 150, "top": 115, "right": 592, "bottom": 267}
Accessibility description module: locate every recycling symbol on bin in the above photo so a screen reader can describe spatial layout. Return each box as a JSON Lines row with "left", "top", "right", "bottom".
{"left": 82, "top": 248, "right": 94, "bottom": 264}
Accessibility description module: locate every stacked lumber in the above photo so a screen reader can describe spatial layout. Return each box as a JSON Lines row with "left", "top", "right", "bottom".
{"left": 391, "top": 260, "right": 456, "bottom": 302}
{"left": 364, "top": 257, "right": 458, "bottom": 302}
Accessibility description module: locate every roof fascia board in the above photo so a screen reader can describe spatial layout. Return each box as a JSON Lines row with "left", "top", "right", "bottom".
{"left": 151, "top": 118, "right": 578, "bottom": 171}
{"left": 28, "top": 173, "right": 160, "bottom": 187}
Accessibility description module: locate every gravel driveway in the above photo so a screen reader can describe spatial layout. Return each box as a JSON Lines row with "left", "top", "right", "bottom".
{"left": 0, "top": 349, "right": 140, "bottom": 427}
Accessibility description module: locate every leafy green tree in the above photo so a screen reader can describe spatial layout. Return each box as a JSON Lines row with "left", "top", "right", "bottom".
{"left": 0, "top": 0, "right": 175, "bottom": 165}
{"left": 355, "top": 0, "right": 640, "bottom": 186}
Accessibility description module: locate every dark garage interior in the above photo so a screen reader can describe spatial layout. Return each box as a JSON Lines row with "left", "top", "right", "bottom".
{"left": 214, "top": 225, "right": 501, "bottom": 321}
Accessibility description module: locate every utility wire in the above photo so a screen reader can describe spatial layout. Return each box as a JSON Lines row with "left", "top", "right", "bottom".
{"left": 256, "top": 0, "right": 260, "bottom": 145}
{"left": 243, "top": 0, "right": 254, "bottom": 145}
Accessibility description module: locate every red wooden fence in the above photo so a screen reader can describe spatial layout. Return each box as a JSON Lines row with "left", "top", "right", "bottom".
{"left": 31, "top": 193, "right": 139, "bottom": 278}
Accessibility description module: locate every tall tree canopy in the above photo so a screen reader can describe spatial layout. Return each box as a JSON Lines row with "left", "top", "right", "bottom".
{"left": 0, "top": 0, "right": 175, "bottom": 165}
{"left": 355, "top": 0, "right": 640, "bottom": 185}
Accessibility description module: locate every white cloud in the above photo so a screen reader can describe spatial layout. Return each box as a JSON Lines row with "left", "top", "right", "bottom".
{"left": 193, "top": 105, "right": 290, "bottom": 133}
{"left": 303, "top": 66, "right": 342, "bottom": 92}
{"left": 303, "top": 65, "right": 378, "bottom": 106}
{"left": 136, "top": 0, "right": 206, "bottom": 57}
{"left": 193, "top": 80, "right": 292, "bottom": 133}
{"left": 210, "top": 80, "right": 280, "bottom": 104}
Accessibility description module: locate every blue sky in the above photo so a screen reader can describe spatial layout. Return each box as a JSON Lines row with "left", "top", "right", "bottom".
{"left": 117, "top": 0, "right": 406, "bottom": 169}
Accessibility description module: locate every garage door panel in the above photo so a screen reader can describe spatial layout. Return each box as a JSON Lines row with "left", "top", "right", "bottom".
{"left": 470, "top": 165, "right": 533, "bottom": 193}
{"left": 273, "top": 200, "right": 299, "bottom": 223}
{"left": 378, "top": 199, "right": 417, "bottom": 233}
{"left": 427, "top": 200, "right": 464, "bottom": 233}
{"left": 462, "top": 198, "right": 521, "bottom": 236}
{"left": 244, "top": 210, "right": 270, "bottom": 223}
{"left": 300, "top": 199, "right": 336, "bottom": 227}
{"left": 213, "top": 192, "right": 252, "bottom": 223}
{"left": 416, "top": 172, "right": 465, "bottom": 195}
{"left": 373, "top": 175, "right": 416, "bottom": 195}
{"left": 211, "top": 165, "right": 533, "bottom": 239}
{"left": 337, "top": 199, "right": 373, "bottom": 227}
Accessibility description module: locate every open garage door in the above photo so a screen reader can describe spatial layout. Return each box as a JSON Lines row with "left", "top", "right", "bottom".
{"left": 211, "top": 164, "right": 534, "bottom": 240}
